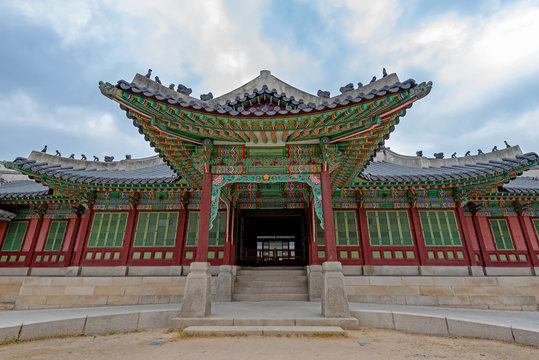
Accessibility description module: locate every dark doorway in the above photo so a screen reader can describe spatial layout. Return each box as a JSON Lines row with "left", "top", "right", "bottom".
{"left": 236, "top": 209, "right": 308, "bottom": 266}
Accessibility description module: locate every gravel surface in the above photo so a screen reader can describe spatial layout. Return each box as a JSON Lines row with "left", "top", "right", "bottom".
{"left": 1, "top": 327, "right": 538, "bottom": 360}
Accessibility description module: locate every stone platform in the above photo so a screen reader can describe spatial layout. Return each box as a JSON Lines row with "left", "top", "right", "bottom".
{"left": 1, "top": 301, "right": 539, "bottom": 347}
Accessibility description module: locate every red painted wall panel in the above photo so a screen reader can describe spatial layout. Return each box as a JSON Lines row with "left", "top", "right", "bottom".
{"left": 507, "top": 217, "right": 526, "bottom": 250}
{"left": 34, "top": 219, "right": 50, "bottom": 251}
{"left": 62, "top": 219, "right": 77, "bottom": 252}
{"left": 21, "top": 219, "right": 39, "bottom": 252}
{"left": 477, "top": 217, "right": 495, "bottom": 251}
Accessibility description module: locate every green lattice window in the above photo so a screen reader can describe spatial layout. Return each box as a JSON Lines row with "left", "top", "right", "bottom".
{"left": 133, "top": 212, "right": 178, "bottom": 247}
{"left": 334, "top": 211, "right": 359, "bottom": 246}
{"left": 533, "top": 219, "right": 539, "bottom": 242}
{"left": 367, "top": 211, "right": 414, "bottom": 246}
{"left": 489, "top": 219, "right": 514, "bottom": 250}
{"left": 419, "top": 210, "right": 462, "bottom": 246}
{"left": 44, "top": 221, "right": 68, "bottom": 251}
{"left": 185, "top": 212, "right": 226, "bottom": 247}
{"left": 1, "top": 221, "right": 28, "bottom": 251}
{"left": 316, "top": 220, "right": 325, "bottom": 246}
{"left": 87, "top": 212, "right": 128, "bottom": 248}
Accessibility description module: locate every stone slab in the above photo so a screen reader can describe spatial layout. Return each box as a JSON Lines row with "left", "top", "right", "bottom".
{"left": 484, "top": 267, "right": 533, "bottom": 276}
{"left": 182, "top": 265, "right": 220, "bottom": 276}
{"left": 470, "top": 266, "right": 485, "bottom": 277}
{"left": 363, "top": 265, "right": 419, "bottom": 276}
{"left": 262, "top": 326, "right": 344, "bottom": 335}
{"left": 233, "top": 318, "right": 295, "bottom": 326}
{"left": 181, "top": 325, "right": 344, "bottom": 336}
{"left": 393, "top": 312, "right": 448, "bottom": 336}
{"left": 127, "top": 266, "right": 182, "bottom": 276}
{"left": 321, "top": 261, "right": 350, "bottom": 318}
{"left": 512, "top": 327, "right": 539, "bottom": 347}
{"left": 19, "top": 318, "right": 85, "bottom": 340}
{"left": 350, "top": 310, "right": 395, "bottom": 329}
{"left": 295, "top": 317, "right": 359, "bottom": 330}
{"left": 80, "top": 266, "right": 127, "bottom": 276}
{"left": 84, "top": 313, "right": 139, "bottom": 335}
{"left": 138, "top": 310, "right": 181, "bottom": 329}
{"left": 342, "top": 266, "right": 362, "bottom": 276}
{"left": 0, "top": 325, "right": 21, "bottom": 343}
{"left": 183, "top": 325, "right": 263, "bottom": 335}
{"left": 419, "top": 266, "right": 470, "bottom": 276}
{"left": 0, "top": 267, "right": 29, "bottom": 276}
{"left": 170, "top": 317, "right": 234, "bottom": 329}
{"left": 180, "top": 262, "right": 211, "bottom": 317}
{"left": 447, "top": 318, "right": 513, "bottom": 342}
{"left": 29, "top": 267, "right": 70, "bottom": 276}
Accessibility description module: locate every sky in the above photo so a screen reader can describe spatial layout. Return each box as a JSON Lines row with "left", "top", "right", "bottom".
{"left": 1, "top": 0, "right": 538, "bottom": 162}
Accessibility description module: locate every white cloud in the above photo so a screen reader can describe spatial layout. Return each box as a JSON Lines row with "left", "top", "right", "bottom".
{"left": 310, "top": 0, "right": 403, "bottom": 43}
{"left": 3, "top": 0, "right": 102, "bottom": 45}
{"left": 0, "top": 90, "right": 149, "bottom": 159}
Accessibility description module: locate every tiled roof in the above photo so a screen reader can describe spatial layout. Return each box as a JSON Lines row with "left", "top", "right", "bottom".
{"left": 0, "top": 208, "right": 16, "bottom": 220}
{"left": 113, "top": 73, "right": 419, "bottom": 117}
{"left": 0, "top": 180, "right": 49, "bottom": 199}
{"left": 503, "top": 177, "right": 539, "bottom": 193}
{"left": 361, "top": 153, "right": 539, "bottom": 183}
{"left": 11, "top": 157, "right": 178, "bottom": 185}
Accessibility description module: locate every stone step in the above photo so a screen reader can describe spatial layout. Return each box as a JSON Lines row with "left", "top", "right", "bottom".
{"left": 171, "top": 317, "right": 359, "bottom": 330}
{"left": 237, "top": 270, "right": 306, "bottom": 276}
{"left": 235, "top": 278, "right": 308, "bottom": 285}
{"left": 235, "top": 275, "right": 308, "bottom": 282}
{"left": 240, "top": 266, "right": 305, "bottom": 270}
{"left": 234, "top": 286, "right": 308, "bottom": 295}
{"left": 232, "top": 294, "right": 309, "bottom": 301}
{"left": 181, "top": 325, "right": 345, "bottom": 336}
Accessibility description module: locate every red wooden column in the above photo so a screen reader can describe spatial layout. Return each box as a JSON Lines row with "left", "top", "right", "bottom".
{"left": 175, "top": 208, "right": 188, "bottom": 266}
{"left": 195, "top": 169, "right": 212, "bottom": 262}
{"left": 409, "top": 207, "right": 427, "bottom": 265}
{"left": 469, "top": 206, "right": 488, "bottom": 266}
{"left": 357, "top": 208, "right": 370, "bottom": 264}
{"left": 320, "top": 166, "right": 337, "bottom": 261}
{"left": 25, "top": 217, "right": 44, "bottom": 267}
{"left": 70, "top": 208, "right": 93, "bottom": 266}
{"left": 455, "top": 206, "right": 479, "bottom": 266}
{"left": 517, "top": 214, "right": 539, "bottom": 267}
{"left": 65, "top": 215, "right": 82, "bottom": 266}
{"left": 122, "top": 207, "right": 138, "bottom": 265}
{"left": 223, "top": 203, "right": 233, "bottom": 265}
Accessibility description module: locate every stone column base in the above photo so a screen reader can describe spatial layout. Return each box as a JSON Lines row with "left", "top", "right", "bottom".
{"left": 321, "top": 261, "right": 350, "bottom": 318}
{"left": 180, "top": 262, "right": 211, "bottom": 317}
{"left": 307, "top": 265, "right": 322, "bottom": 301}
{"left": 215, "top": 265, "right": 234, "bottom": 302}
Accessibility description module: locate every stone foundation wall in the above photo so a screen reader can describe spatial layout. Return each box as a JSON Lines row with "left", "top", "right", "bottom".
{"left": 345, "top": 276, "right": 539, "bottom": 310}
{"left": 1, "top": 274, "right": 538, "bottom": 310}
{"left": 0, "top": 277, "right": 24, "bottom": 310}
{"left": 13, "top": 276, "right": 187, "bottom": 310}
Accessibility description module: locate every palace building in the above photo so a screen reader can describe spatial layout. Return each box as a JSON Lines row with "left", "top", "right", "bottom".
{"left": 1, "top": 70, "right": 538, "bottom": 313}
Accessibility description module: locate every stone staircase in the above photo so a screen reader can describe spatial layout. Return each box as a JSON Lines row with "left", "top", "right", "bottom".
{"left": 232, "top": 266, "right": 309, "bottom": 301}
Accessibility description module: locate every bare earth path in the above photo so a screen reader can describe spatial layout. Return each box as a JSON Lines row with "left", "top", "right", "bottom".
{"left": 1, "top": 328, "right": 538, "bottom": 360}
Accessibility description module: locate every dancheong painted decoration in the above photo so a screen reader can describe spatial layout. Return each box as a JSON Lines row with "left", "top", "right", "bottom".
{"left": 1, "top": 69, "right": 538, "bottom": 272}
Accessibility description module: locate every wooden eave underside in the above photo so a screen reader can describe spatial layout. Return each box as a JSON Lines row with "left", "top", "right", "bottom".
{"left": 110, "top": 86, "right": 422, "bottom": 189}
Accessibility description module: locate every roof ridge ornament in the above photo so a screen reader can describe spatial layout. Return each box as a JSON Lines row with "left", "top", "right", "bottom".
{"left": 99, "top": 81, "right": 116, "bottom": 99}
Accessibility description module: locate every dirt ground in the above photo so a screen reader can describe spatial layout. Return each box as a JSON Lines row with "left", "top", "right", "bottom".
{"left": 1, "top": 328, "right": 538, "bottom": 360}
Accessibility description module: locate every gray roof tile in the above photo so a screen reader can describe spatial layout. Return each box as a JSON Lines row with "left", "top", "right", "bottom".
{"left": 0, "top": 208, "right": 16, "bottom": 220}
{"left": 12, "top": 157, "right": 178, "bottom": 186}
{"left": 0, "top": 180, "right": 49, "bottom": 198}
{"left": 361, "top": 153, "right": 539, "bottom": 183}
{"left": 503, "top": 177, "right": 539, "bottom": 193}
